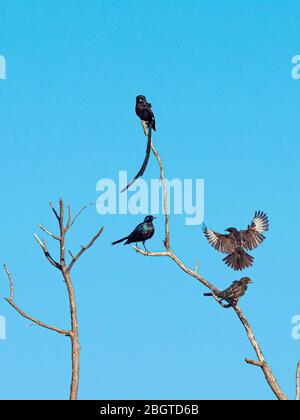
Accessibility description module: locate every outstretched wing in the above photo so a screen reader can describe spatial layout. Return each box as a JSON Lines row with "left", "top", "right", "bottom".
{"left": 241, "top": 211, "right": 269, "bottom": 251}
{"left": 203, "top": 225, "right": 235, "bottom": 254}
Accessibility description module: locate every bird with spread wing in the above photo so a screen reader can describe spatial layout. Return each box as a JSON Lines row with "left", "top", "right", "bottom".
{"left": 203, "top": 211, "right": 269, "bottom": 271}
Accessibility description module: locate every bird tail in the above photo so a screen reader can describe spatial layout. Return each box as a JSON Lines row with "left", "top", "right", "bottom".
{"left": 111, "top": 236, "right": 129, "bottom": 245}
{"left": 121, "top": 129, "right": 152, "bottom": 193}
{"left": 203, "top": 292, "right": 213, "bottom": 297}
{"left": 223, "top": 249, "right": 254, "bottom": 271}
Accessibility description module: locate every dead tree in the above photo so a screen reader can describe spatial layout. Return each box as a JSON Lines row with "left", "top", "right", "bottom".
{"left": 4, "top": 199, "right": 104, "bottom": 400}
{"left": 133, "top": 129, "right": 298, "bottom": 400}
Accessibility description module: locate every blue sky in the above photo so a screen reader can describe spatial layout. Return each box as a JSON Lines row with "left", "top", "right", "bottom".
{"left": 0, "top": 0, "right": 300, "bottom": 400}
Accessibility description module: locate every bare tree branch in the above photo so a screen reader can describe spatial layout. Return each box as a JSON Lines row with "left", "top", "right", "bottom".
{"left": 68, "top": 227, "right": 104, "bottom": 272}
{"left": 132, "top": 137, "right": 288, "bottom": 400}
{"left": 4, "top": 264, "right": 70, "bottom": 336}
{"left": 49, "top": 200, "right": 60, "bottom": 222}
{"left": 66, "top": 202, "right": 96, "bottom": 231}
{"left": 33, "top": 234, "right": 61, "bottom": 270}
{"left": 150, "top": 141, "right": 170, "bottom": 249}
{"left": 66, "top": 205, "right": 72, "bottom": 230}
{"left": 4, "top": 199, "right": 103, "bottom": 400}
{"left": 134, "top": 246, "right": 220, "bottom": 294}
{"left": 245, "top": 358, "right": 263, "bottom": 367}
{"left": 38, "top": 224, "right": 61, "bottom": 241}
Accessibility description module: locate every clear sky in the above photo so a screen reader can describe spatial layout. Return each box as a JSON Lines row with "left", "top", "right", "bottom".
{"left": 1, "top": 0, "right": 300, "bottom": 400}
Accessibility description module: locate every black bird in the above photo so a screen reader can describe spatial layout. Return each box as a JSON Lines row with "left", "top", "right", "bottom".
{"left": 112, "top": 215, "right": 156, "bottom": 251}
{"left": 204, "top": 277, "right": 253, "bottom": 307}
{"left": 135, "top": 95, "right": 156, "bottom": 131}
{"left": 121, "top": 95, "right": 156, "bottom": 193}
{"left": 203, "top": 211, "right": 269, "bottom": 271}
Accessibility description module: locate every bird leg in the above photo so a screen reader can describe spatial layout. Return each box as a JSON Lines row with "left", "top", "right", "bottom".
{"left": 142, "top": 241, "right": 149, "bottom": 253}
{"left": 211, "top": 295, "right": 232, "bottom": 309}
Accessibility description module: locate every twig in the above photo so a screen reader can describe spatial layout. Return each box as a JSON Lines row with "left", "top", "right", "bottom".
{"left": 245, "top": 358, "right": 263, "bottom": 367}
{"left": 67, "top": 202, "right": 96, "bottom": 230}
{"left": 38, "top": 224, "right": 60, "bottom": 241}
{"left": 4, "top": 264, "right": 14, "bottom": 300}
{"left": 33, "top": 234, "right": 61, "bottom": 270}
{"left": 68, "top": 227, "right": 104, "bottom": 272}
{"left": 66, "top": 206, "right": 72, "bottom": 230}
{"left": 50, "top": 200, "right": 60, "bottom": 221}
{"left": 68, "top": 250, "right": 75, "bottom": 259}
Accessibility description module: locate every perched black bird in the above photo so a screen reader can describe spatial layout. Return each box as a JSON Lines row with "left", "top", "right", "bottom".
{"left": 203, "top": 211, "right": 269, "bottom": 271}
{"left": 112, "top": 215, "right": 156, "bottom": 251}
{"left": 204, "top": 277, "right": 253, "bottom": 307}
{"left": 135, "top": 95, "right": 156, "bottom": 131}
{"left": 121, "top": 95, "right": 156, "bottom": 193}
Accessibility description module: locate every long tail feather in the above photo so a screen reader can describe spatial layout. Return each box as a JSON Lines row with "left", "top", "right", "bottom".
{"left": 121, "top": 129, "right": 152, "bottom": 193}
{"left": 111, "top": 236, "right": 129, "bottom": 245}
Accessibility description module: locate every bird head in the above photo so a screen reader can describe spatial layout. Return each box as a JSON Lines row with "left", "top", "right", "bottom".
{"left": 144, "top": 215, "right": 156, "bottom": 223}
{"left": 136, "top": 95, "right": 147, "bottom": 104}
{"left": 225, "top": 227, "right": 238, "bottom": 233}
{"left": 240, "top": 277, "right": 253, "bottom": 285}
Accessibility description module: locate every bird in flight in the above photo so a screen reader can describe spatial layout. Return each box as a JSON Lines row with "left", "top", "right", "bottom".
{"left": 121, "top": 95, "right": 156, "bottom": 193}
{"left": 203, "top": 211, "right": 269, "bottom": 271}
{"left": 204, "top": 277, "right": 253, "bottom": 307}
{"left": 112, "top": 215, "right": 156, "bottom": 251}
